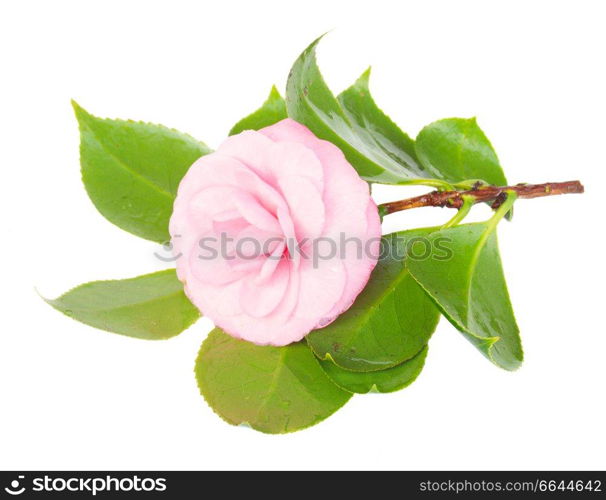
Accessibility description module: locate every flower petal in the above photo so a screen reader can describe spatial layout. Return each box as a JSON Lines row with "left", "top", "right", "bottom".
{"left": 232, "top": 191, "right": 282, "bottom": 234}
{"left": 267, "top": 140, "right": 324, "bottom": 193}
{"left": 278, "top": 176, "right": 325, "bottom": 241}
{"left": 217, "top": 130, "right": 274, "bottom": 180}
{"left": 240, "top": 258, "right": 291, "bottom": 318}
{"left": 294, "top": 257, "right": 347, "bottom": 321}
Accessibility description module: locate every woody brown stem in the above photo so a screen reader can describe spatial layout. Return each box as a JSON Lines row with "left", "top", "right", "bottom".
{"left": 379, "top": 180, "right": 584, "bottom": 215}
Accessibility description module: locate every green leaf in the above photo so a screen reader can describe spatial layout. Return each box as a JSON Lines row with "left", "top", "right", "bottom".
{"left": 337, "top": 68, "right": 419, "bottom": 168}
{"left": 286, "top": 37, "right": 430, "bottom": 185}
{"left": 44, "top": 269, "right": 200, "bottom": 340}
{"left": 195, "top": 329, "right": 352, "bottom": 434}
{"left": 229, "top": 86, "right": 287, "bottom": 135}
{"left": 319, "top": 345, "right": 428, "bottom": 394}
{"left": 73, "top": 101, "right": 211, "bottom": 243}
{"left": 407, "top": 223, "right": 523, "bottom": 370}
{"left": 415, "top": 118, "right": 508, "bottom": 186}
{"left": 306, "top": 230, "right": 441, "bottom": 372}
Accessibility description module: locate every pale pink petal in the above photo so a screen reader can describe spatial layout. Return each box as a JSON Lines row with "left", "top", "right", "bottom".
{"left": 212, "top": 216, "right": 249, "bottom": 237}
{"left": 278, "top": 176, "right": 325, "bottom": 241}
{"left": 187, "top": 185, "right": 239, "bottom": 230}
{"left": 231, "top": 225, "right": 282, "bottom": 259}
{"left": 177, "top": 153, "right": 288, "bottom": 216}
{"left": 187, "top": 233, "right": 247, "bottom": 286}
{"left": 257, "top": 241, "right": 286, "bottom": 282}
{"left": 217, "top": 130, "right": 275, "bottom": 180}
{"left": 174, "top": 154, "right": 246, "bottom": 199}
{"left": 184, "top": 279, "right": 244, "bottom": 320}
{"left": 321, "top": 200, "right": 382, "bottom": 324}
{"left": 260, "top": 118, "right": 323, "bottom": 158}
{"left": 267, "top": 140, "right": 324, "bottom": 193}
{"left": 294, "top": 257, "right": 347, "bottom": 321}
{"left": 240, "top": 258, "right": 291, "bottom": 318}
{"left": 276, "top": 206, "right": 300, "bottom": 268}
{"left": 232, "top": 191, "right": 282, "bottom": 234}
{"left": 228, "top": 256, "right": 266, "bottom": 274}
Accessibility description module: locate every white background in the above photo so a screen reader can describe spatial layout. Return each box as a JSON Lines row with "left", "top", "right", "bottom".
{"left": 1, "top": 0, "right": 604, "bottom": 470}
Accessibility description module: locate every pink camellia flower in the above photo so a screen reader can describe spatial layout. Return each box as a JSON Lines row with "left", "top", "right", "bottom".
{"left": 170, "top": 119, "right": 381, "bottom": 345}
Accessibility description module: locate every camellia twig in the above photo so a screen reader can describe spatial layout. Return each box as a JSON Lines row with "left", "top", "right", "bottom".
{"left": 378, "top": 180, "right": 584, "bottom": 216}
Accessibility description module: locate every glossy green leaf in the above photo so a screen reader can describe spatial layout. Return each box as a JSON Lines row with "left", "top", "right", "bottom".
{"left": 415, "top": 118, "right": 507, "bottom": 186}
{"left": 337, "top": 68, "right": 420, "bottom": 169}
{"left": 44, "top": 269, "right": 200, "bottom": 340}
{"left": 196, "top": 329, "right": 352, "bottom": 434}
{"left": 286, "top": 37, "right": 430, "bottom": 184}
{"left": 229, "top": 86, "right": 287, "bottom": 135}
{"left": 319, "top": 345, "right": 428, "bottom": 394}
{"left": 407, "top": 223, "right": 523, "bottom": 370}
{"left": 307, "top": 230, "right": 441, "bottom": 372}
{"left": 73, "top": 101, "right": 211, "bottom": 243}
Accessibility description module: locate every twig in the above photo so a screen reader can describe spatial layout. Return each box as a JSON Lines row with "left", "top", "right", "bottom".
{"left": 379, "top": 181, "right": 584, "bottom": 215}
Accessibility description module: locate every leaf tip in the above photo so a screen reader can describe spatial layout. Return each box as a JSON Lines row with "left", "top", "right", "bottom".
{"left": 486, "top": 335, "right": 525, "bottom": 371}
{"left": 268, "top": 85, "right": 282, "bottom": 100}
{"left": 70, "top": 99, "right": 83, "bottom": 115}
{"left": 355, "top": 66, "right": 372, "bottom": 88}
{"left": 70, "top": 99, "right": 91, "bottom": 124}
{"left": 306, "top": 31, "right": 330, "bottom": 55}
{"left": 34, "top": 286, "right": 50, "bottom": 303}
{"left": 37, "top": 288, "right": 62, "bottom": 314}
